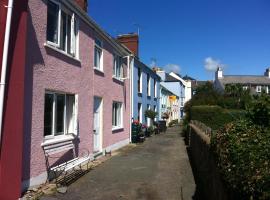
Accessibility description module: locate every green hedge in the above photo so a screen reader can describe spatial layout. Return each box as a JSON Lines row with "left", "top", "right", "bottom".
{"left": 190, "top": 106, "right": 246, "bottom": 130}
{"left": 211, "top": 120, "right": 270, "bottom": 199}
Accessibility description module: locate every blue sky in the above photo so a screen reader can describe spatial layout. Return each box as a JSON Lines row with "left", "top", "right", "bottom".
{"left": 89, "top": 0, "right": 270, "bottom": 80}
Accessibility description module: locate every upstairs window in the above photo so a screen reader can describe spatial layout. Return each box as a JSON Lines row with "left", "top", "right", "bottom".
{"left": 94, "top": 38, "right": 103, "bottom": 70}
{"left": 147, "top": 74, "right": 151, "bottom": 96}
{"left": 256, "top": 86, "right": 262, "bottom": 93}
{"left": 113, "top": 55, "right": 123, "bottom": 79}
{"left": 138, "top": 68, "right": 142, "bottom": 93}
{"left": 47, "top": 0, "right": 79, "bottom": 57}
{"left": 154, "top": 79, "right": 157, "bottom": 97}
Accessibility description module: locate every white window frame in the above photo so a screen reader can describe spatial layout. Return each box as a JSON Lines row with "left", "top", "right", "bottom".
{"left": 46, "top": 0, "right": 61, "bottom": 48}
{"left": 266, "top": 86, "right": 269, "bottom": 94}
{"left": 154, "top": 79, "right": 157, "bottom": 98}
{"left": 147, "top": 104, "right": 151, "bottom": 126}
{"left": 138, "top": 68, "right": 142, "bottom": 93}
{"left": 46, "top": 0, "right": 79, "bottom": 58}
{"left": 256, "top": 85, "right": 262, "bottom": 93}
{"left": 138, "top": 103, "right": 142, "bottom": 123}
{"left": 44, "top": 91, "right": 78, "bottom": 139}
{"left": 112, "top": 101, "right": 123, "bottom": 130}
{"left": 113, "top": 54, "right": 123, "bottom": 79}
{"left": 147, "top": 74, "right": 151, "bottom": 96}
{"left": 94, "top": 38, "right": 103, "bottom": 71}
{"left": 243, "top": 86, "right": 248, "bottom": 90}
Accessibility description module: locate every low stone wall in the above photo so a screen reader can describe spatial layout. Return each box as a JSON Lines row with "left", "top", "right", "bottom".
{"left": 188, "top": 123, "right": 233, "bottom": 200}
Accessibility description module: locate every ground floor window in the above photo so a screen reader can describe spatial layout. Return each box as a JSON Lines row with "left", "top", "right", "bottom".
{"left": 112, "top": 101, "right": 123, "bottom": 128}
{"left": 138, "top": 103, "right": 142, "bottom": 123}
{"left": 44, "top": 91, "right": 77, "bottom": 137}
{"left": 147, "top": 104, "right": 151, "bottom": 127}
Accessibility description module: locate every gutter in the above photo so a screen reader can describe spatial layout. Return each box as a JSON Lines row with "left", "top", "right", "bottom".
{"left": 0, "top": 0, "right": 14, "bottom": 147}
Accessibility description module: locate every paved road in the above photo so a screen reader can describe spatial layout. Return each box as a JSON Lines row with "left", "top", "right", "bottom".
{"left": 43, "top": 126, "right": 196, "bottom": 200}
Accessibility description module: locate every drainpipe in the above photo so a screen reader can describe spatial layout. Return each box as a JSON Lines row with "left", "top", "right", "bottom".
{"left": 129, "top": 56, "right": 134, "bottom": 143}
{"left": 0, "top": 0, "right": 14, "bottom": 147}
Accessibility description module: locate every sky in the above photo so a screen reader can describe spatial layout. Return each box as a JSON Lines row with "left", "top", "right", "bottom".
{"left": 88, "top": 0, "right": 270, "bottom": 80}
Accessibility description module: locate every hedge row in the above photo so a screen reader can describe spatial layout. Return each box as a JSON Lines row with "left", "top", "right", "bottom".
{"left": 211, "top": 120, "right": 270, "bottom": 199}
{"left": 190, "top": 106, "right": 246, "bottom": 130}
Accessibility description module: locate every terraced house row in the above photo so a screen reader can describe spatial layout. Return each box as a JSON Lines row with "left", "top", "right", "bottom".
{"left": 0, "top": 0, "right": 188, "bottom": 199}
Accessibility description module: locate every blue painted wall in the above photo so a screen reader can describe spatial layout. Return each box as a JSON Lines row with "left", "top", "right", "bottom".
{"left": 132, "top": 59, "right": 160, "bottom": 125}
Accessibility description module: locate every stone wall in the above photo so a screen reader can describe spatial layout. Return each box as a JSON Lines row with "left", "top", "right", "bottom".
{"left": 188, "top": 123, "right": 233, "bottom": 200}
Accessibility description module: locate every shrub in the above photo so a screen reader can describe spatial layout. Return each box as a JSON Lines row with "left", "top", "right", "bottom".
{"left": 190, "top": 105, "right": 246, "bottom": 130}
{"left": 211, "top": 120, "right": 270, "bottom": 199}
{"left": 145, "top": 109, "right": 158, "bottom": 122}
{"left": 247, "top": 94, "right": 270, "bottom": 127}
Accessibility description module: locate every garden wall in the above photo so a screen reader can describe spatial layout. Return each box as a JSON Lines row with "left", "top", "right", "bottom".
{"left": 188, "top": 124, "right": 234, "bottom": 200}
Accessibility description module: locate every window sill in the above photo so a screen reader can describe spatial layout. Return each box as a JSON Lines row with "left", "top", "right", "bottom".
{"left": 44, "top": 43, "right": 81, "bottom": 63}
{"left": 41, "top": 134, "right": 75, "bottom": 147}
{"left": 112, "top": 126, "right": 123, "bottom": 132}
{"left": 112, "top": 76, "right": 124, "bottom": 83}
{"left": 94, "top": 67, "right": 104, "bottom": 74}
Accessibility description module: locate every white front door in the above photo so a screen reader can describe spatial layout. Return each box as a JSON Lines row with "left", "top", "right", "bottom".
{"left": 93, "top": 97, "right": 102, "bottom": 153}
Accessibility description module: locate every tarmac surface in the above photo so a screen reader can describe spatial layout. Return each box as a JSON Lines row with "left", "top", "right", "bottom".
{"left": 42, "top": 126, "right": 196, "bottom": 200}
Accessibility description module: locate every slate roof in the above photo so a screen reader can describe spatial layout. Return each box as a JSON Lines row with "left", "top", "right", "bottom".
{"left": 165, "top": 73, "right": 180, "bottom": 82}
{"left": 219, "top": 75, "right": 270, "bottom": 86}
{"left": 183, "top": 75, "right": 196, "bottom": 81}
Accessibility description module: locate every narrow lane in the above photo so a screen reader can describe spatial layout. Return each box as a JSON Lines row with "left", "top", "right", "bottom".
{"left": 43, "top": 126, "right": 196, "bottom": 200}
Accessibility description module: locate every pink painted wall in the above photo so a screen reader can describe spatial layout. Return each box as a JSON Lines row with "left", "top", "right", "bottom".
{"left": 23, "top": 0, "right": 130, "bottom": 186}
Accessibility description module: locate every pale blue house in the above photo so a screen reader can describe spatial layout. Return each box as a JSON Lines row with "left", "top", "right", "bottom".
{"left": 132, "top": 59, "right": 161, "bottom": 126}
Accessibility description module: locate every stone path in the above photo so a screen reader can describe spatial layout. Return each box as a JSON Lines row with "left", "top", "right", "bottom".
{"left": 42, "top": 126, "right": 196, "bottom": 200}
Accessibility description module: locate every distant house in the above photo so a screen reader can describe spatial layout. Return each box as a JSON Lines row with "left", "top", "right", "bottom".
{"left": 156, "top": 70, "right": 185, "bottom": 118}
{"left": 214, "top": 67, "right": 270, "bottom": 94}
{"left": 117, "top": 34, "right": 161, "bottom": 127}
{"left": 160, "top": 84, "right": 180, "bottom": 123}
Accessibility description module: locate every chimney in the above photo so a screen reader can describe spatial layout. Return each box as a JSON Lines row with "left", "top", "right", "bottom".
{"left": 74, "top": 0, "right": 88, "bottom": 12}
{"left": 215, "top": 67, "right": 223, "bottom": 79}
{"left": 264, "top": 68, "right": 270, "bottom": 78}
{"left": 117, "top": 33, "right": 139, "bottom": 57}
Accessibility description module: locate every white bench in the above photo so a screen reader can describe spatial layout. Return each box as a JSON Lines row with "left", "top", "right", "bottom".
{"left": 43, "top": 139, "right": 90, "bottom": 185}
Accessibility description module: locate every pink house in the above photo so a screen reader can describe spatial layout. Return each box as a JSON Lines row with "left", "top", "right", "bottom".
{"left": 1, "top": 0, "right": 132, "bottom": 195}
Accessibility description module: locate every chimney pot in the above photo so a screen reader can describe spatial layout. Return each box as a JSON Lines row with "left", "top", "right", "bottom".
{"left": 215, "top": 67, "right": 223, "bottom": 79}
{"left": 74, "top": 0, "right": 88, "bottom": 12}
{"left": 264, "top": 68, "right": 270, "bottom": 78}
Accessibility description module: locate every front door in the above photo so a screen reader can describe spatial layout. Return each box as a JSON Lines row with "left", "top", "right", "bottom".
{"left": 93, "top": 97, "right": 102, "bottom": 153}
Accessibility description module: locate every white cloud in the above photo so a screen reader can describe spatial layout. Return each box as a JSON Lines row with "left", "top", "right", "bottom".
{"left": 204, "top": 57, "right": 225, "bottom": 72}
{"left": 164, "top": 63, "right": 181, "bottom": 74}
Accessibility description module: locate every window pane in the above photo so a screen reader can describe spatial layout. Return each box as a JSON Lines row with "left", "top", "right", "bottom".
{"left": 47, "top": 1, "right": 59, "bottom": 44}
{"left": 95, "top": 39, "right": 102, "bottom": 47}
{"left": 55, "top": 94, "right": 65, "bottom": 135}
{"left": 138, "top": 68, "right": 141, "bottom": 92}
{"left": 66, "top": 95, "right": 75, "bottom": 133}
{"left": 44, "top": 93, "right": 54, "bottom": 136}
{"left": 60, "top": 11, "right": 67, "bottom": 51}
{"left": 94, "top": 47, "right": 101, "bottom": 69}
{"left": 67, "top": 15, "right": 72, "bottom": 54}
